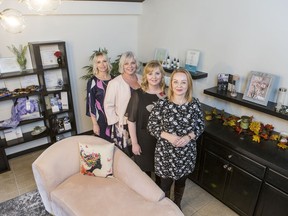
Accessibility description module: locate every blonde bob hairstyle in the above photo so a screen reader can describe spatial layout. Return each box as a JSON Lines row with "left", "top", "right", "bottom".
{"left": 92, "top": 52, "right": 112, "bottom": 75}
{"left": 141, "top": 60, "right": 166, "bottom": 92}
{"left": 168, "top": 68, "right": 193, "bottom": 103}
{"left": 118, "top": 51, "right": 139, "bottom": 74}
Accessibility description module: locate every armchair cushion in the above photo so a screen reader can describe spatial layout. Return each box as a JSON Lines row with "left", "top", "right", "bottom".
{"left": 79, "top": 141, "right": 114, "bottom": 177}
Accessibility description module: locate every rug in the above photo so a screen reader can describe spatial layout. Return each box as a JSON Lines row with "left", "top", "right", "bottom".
{"left": 0, "top": 189, "right": 51, "bottom": 216}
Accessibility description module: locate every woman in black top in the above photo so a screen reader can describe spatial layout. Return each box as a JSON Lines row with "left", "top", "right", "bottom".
{"left": 126, "top": 60, "right": 166, "bottom": 184}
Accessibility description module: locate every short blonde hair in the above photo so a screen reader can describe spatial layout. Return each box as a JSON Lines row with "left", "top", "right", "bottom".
{"left": 141, "top": 60, "right": 166, "bottom": 92}
{"left": 92, "top": 52, "right": 112, "bottom": 75}
{"left": 118, "top": 51, "right": 139, "bottom": 74}
{"left": 168, "top": 69, "right": 193, "bottom": 102}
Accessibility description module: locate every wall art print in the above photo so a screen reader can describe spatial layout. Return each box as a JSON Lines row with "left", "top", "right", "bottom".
{"left": 243, "top": 71, "right": 275, "bottom": 106}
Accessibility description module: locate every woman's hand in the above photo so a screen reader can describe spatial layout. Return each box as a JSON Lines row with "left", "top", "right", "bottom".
{"left": 161, "top": 132, "right": 181, "bottom": 146}
{"left": 175, "top": 135, "right": 190, "bottom": 147}
{"left": 132, "top": 143, "right": 142, "bottom": 155}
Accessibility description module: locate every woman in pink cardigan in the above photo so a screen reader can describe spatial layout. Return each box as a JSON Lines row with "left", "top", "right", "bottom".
{"left": 104, "top": 51, "right": 141, "bottom": 156}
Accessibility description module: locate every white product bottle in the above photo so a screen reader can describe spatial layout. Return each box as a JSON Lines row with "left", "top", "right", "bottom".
{"left": 176, "top": 59, "right": 180, "bottom": 69}
{"left": 276, "top": 87, "right": 287, "bottom": 108}
{"left": 166, "top": 56, "right": 171, "bottom": 69}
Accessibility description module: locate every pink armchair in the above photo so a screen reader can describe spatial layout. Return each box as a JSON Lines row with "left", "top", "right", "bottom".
{"left": 32, "top": 135, "right": 183, "bottom": 216}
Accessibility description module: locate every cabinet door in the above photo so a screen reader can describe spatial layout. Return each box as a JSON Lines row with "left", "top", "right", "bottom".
{"left": 200, "top": 150, "right": 228, "bottom": 199}
{"left": 223, "top": 164, "right": 262, "bottom": 216}
{"left": 255, "top": 182, "right": 288, "bottom": 216}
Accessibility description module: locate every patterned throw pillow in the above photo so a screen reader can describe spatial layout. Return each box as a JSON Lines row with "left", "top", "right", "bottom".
{"left": 79, "top": 142, "right": 114, "bottom": 177}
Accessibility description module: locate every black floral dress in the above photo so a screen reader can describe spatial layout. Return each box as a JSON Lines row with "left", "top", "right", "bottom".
{"left": 147, "top": 97, "right": 205, "bottom": 180}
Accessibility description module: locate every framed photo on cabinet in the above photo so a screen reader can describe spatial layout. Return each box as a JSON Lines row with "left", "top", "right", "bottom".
{"left": 243, "top": 71, "right": 275, "bottom": 106}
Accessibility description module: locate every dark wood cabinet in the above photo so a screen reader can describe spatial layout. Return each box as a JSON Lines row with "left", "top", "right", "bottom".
{"left": 255, "top": 183, "right": 288, "bottom": 216}
{"left": 223, "top": 163, "right": 262, "bottom": 216}
{"left": 200, "top": 149, "right": 227, "bottom": 198}
{"left": 255, "top": 169, "right": 288, "bottom": 216}
{"left": 199, "top": 90, "right": 288, "bottom": 216}
{"left": 192, "top": 112, "right": 288, "bottom": 216}
{"left": 199, "top": 135, "right": 264, "bottom": 216}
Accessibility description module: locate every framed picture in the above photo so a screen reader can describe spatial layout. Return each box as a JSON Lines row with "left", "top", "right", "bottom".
{"left": 185, "top": 49, "right": 200, "bottom": 73}
{"left": 40, "top": 44, "right": 59, "bottom": 66}
{"left": 154, "top": 48, "right": 168, "bottom": 62}
{"left": 243, "top": 71, "right": 275, "bottom": 106}
{"left": 0, "top": 57, "right": 20, "bottom": 73}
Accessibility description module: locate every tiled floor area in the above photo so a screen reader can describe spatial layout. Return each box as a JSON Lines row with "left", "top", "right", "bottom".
{"left": 0, "top": 150, "right": 43, "bottom": 203}
{"left": 0, "top": 150, "right": 238, "bottom": 216}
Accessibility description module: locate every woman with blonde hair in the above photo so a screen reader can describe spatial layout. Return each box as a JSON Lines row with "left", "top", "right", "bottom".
{"left": 126, "top": 60, "right": 166, "bottom": 184}
{"left": 104, "top": 51, "right": 141, "bottom": 156}
{"left": 147, "top": 68, "right": 205, "bottom": 209}
{"left": 86, "top": 52, "right": 113, "bottom": 141}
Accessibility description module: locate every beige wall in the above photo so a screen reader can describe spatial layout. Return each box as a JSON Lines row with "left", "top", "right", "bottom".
{"left": 1, "top": 0, "right": 288, "bottom": 154}
{"left": 0, "top": 1, "right": 141, "bottom": 134}
{"left": 0, "top": 1, "right": 141, "bottom": 154}
{"left": 139, "top": 0, "right": 288, "bottom": 131}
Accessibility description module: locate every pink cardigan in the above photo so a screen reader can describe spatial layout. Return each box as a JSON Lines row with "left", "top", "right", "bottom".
{"left": 104, "top": 74, "right": 142, "bottom": 126}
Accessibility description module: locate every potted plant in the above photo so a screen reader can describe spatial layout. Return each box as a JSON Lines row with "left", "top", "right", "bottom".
{"left": 81, "top": 48, "right": 121, "bottom": 81}
{"left": 7, "top": 44, "right": 28, "bottom": 72}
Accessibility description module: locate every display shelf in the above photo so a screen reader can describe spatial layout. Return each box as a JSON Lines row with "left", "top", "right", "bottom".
{"left": 45, "top": 85, "right": 70, "bottom": 93}
{"left": 6, "top": 143, "right": 51, "bottom": 160}
{"left": 54, "top": 128, "right": 75, "bottom": 136}
{"left": 0, "top": 91, "right": 43, "bottom": 102}
{"left": 0, "top": 41, "right": 77, "bottom": 171}
{"left": 1, "top": 130, "right": 49, "bottom": 148}
{"left": 164, "top": 68, "right": 208, "bottom": 80}
{"left": 0, "top": 118, "right": 45, "bottom": 130}
{"left": 0, "top": 69, "right": 39, "bottom": 79}
{"left": 46, "top": 109, "right": 72, "bottom": 116}
{"left": 43, "top": 64, "right": 66, "bottom": 70}
{"left": 189, "top": 71, "right": 208, "bottom": 80}
{"left": 204, "top": 86, "right": 287, "bottom": 120}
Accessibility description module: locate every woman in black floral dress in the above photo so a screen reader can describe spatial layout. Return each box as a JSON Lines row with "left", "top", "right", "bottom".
{"left": 147, "top": 69, "right": 205, "bottom": 210}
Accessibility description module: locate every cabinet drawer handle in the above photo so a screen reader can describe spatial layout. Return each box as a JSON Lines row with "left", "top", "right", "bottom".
{"left": 228, "top": 154, "right": 233, "bottom": 159}
{"left": 227, "top": 167, "right": 233, "bottom": 172}
{"left": 223, "top": 164, "right": 228, "bottom": 169}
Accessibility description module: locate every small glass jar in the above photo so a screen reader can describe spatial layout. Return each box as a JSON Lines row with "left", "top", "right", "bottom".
{"left": 279, "top": 132, "right": 288, "bottom": 143}
{"left": 230, "top": 80, "right": 237, "bottom": 97}
{"left": 277, "top": 87, "right": 287, "bottom": 106}
{"left": 239, "top": 116, "right": 250, "bottom": 130}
